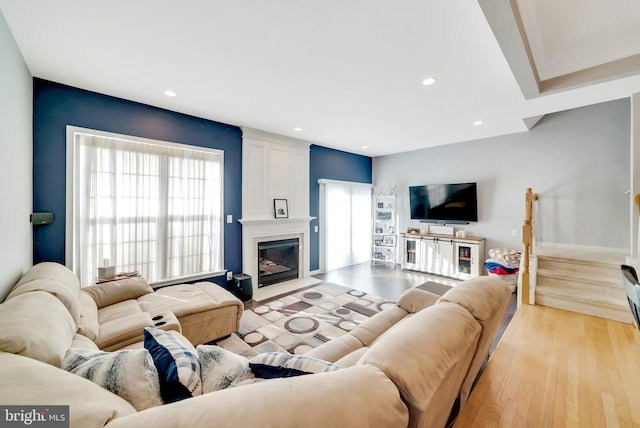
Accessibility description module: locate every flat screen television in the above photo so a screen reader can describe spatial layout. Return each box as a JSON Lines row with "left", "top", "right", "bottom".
{"left": 409, "top": 182, "right": 478, "bottom": 223}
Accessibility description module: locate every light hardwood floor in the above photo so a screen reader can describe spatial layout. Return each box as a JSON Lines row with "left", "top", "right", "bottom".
{"left": 454, "top": 304, "right": 640, "bottom": 428}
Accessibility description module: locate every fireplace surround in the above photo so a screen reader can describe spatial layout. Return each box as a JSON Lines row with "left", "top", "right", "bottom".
{"left": 239, "top": 128, "right": 321, "bottom": 301}
{"left": 239, "top": 218, "right": 318, "bottom": 301}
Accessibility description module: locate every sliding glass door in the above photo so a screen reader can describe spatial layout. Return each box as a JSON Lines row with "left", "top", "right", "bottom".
{"left": 319, "top": 179, "right": 372, "bottom": 272}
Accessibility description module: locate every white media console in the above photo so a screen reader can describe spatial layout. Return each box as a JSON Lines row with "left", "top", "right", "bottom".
{"left": 401, "top": 232, "right": 485, "bottom": 279}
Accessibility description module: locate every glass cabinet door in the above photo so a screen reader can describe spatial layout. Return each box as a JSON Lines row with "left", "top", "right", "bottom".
{"left": 403, "top": 237, "right": 421, "bottom": 269}
{"left": 454, "top": 242, "right": 478, "bottom": 278}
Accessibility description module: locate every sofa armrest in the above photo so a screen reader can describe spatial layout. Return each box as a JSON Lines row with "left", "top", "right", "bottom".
{"left": 97, "top": 312, "right": 154, "bottom": 351}
{"left": 104, "top": 365, "right": 408, "bottom": 428}
{"left": 0, "top": 352, "right": 136, "bottom": 428}
{"left": 349, "top": 305, "right": 409, "bottom": 346}
{"left": 304, "top": 333, "right": 364, "bottom": 364}
{"left": 357, "top": 302, "right": 481, "bottom": 428}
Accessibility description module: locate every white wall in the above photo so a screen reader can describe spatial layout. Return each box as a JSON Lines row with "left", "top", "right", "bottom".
{"left": 0, "top": 11, "right": 33, "bottom": 300}
{"left": 631, "top": 93, "right": 640, "bottom": 259}
{"left": 373, "top": 99, "right": 631, "bottom": 253}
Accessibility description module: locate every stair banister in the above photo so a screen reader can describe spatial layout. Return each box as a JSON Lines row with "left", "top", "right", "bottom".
{"left": 521, "top": 188, "right": 538, "bottom": 305}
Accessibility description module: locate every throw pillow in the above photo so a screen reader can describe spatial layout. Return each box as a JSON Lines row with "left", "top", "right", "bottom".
{"left": 197, "top": 345, "right": 254, "bottom": 393}
{"left": 249, "top": 352, "right": 340, "bottom": 379}
{"left": 62, "top": 347, "right": 163, "bottom": 411}
{"left": 143, "top": 327, "right": 202, "bottom": 403}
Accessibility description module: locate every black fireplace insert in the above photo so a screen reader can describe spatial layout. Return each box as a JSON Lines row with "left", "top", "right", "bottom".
{"left": 258, "top": 238, "right": 299, "bottom": 287}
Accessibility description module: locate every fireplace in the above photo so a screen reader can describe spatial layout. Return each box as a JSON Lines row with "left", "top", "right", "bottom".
{"left": 258, "top": 238, "right": 299, "bottom": 287}
{"left": 240, "top": 221, "right": 315, "bottom": 301}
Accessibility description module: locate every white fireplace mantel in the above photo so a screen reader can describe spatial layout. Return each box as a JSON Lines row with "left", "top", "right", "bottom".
{"left": 238, "top": 216, "right": 315, "bottom": 226}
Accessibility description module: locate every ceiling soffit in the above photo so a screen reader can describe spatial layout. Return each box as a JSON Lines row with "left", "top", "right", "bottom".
{"left": 480, "top": 0, "right": 640, "bottom": 98}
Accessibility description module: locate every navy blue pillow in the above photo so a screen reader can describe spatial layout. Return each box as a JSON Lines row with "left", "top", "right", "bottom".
{"left": 249, "top": 352, "right": 340, "bottom": 379}
{"left": 143, "top": 328, "right": 202, "bottom": 403}
{"left": 249, "top": 363, "right": 310, "bottom": 378}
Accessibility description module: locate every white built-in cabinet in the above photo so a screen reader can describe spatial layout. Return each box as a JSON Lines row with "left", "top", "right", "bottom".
{"left": 401, "top": 233, "right": 485, "bottom": 279}
{"left": 238, "top": 128, "right": 314, "bottom": 295}
{"left": 241, "top": 128, "right": 310, "bottom": 221}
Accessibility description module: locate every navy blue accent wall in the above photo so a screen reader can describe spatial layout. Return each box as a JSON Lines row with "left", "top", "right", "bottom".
{"left": 309, "top": 145, "right": 372, "bottom": 271}
{"left": 32, "top": 79, "right": 242, "bottom": 286}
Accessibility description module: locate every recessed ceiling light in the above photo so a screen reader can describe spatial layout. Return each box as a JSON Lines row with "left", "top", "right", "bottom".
{"left": 164, "top": 90, "right": 176, "bottom": 97}
{"left": 294, "top": 127, "right": 302, "bottom": 132}
{"left": 473, "top": 120, "right": 483, "bottom": 126}
{"left": 422, "top": 77, "right": 436, "bottom": 86}
{"left": 362, "top": 146, "right": 368, "bottom": 149}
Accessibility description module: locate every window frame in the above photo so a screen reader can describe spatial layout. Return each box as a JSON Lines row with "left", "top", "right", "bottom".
{"left": 65, "top": 125, "right": 225, "bottom": 287}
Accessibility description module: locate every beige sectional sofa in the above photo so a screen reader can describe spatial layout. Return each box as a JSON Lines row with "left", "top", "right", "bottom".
{"left": 4, "top": 262, "right": 243, "bottom": 351}
{"left": 0, "top": 262, "right": 511, "bottom": 428}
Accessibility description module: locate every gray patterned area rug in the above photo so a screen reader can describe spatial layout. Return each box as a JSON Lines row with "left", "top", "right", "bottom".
{"left": 215, "top": 283, "right": 394, "bottom": 357}
{"left": 416, "top": 281, "right": 452, "bottom": 296}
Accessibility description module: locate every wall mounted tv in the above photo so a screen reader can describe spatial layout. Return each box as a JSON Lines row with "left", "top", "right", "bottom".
{"left": 409, "top": 182, "right": 478, "bottom": 223}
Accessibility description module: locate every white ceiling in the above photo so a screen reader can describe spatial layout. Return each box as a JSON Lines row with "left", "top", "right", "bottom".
{"left": 1, "top": 1, "right": 640, "bottom": 157}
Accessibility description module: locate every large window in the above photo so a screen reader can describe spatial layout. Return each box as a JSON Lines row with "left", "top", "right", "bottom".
{"left": 66, "top": 127, "right": 223, "bottom": 286}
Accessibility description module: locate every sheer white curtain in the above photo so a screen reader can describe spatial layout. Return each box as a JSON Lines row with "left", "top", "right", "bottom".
{"left": 165, "top": 147, "right": 222, "bottom": 279}
{"left": 351, "top": 185, "right": 373, "bottom": 265}
{"left": 320, "top": 180, "right": 372, "bottom": 271}
{"left": 325, "top": 183, "right": 352, "bottom": 270}
{"left": 70, "top": 130, "right": 222, "bottom": 286}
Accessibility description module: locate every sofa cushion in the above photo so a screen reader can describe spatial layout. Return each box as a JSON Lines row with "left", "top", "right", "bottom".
{"left": 335, "top": 347, "right": 368, "bottom": 367}
{"left": 98, "top": 299, "right": 143, "bottom": 323}
{"left": 97, "top": 312, "right": 154, "bottom": 351}
{"left": 9, "top": 262, "right": 81, "bottom": 325}
{"left": 12, "top": 261, "right": 80, "bottom": 291}
{"left": 250, "top": 352, "right": 340, "bottom": 379}
{"left": 71, "top": 333, "right": 99, "bottom": 350}
{"left": 77, "top": 290, "right": 99, "bottom": 342}
{"left": 8, "top": 279, "right": 81, "bottom": 326}
{"left": 143, "top": 327, "right": 202, "bottom": 403}
{"left": 138, "top": 282, "right": 241, "bottom": 318}
{"left": 197, "top": 345, "right": 254, "bottom": 393}
{"left": 83, "top": 276, "right": 153, "bottom": 309}
{"left": 0, "top": 351, "right": 135, "bottom": 428}
{"left": 0, "top": 291, "right": 75, "bottom": 367}
{"left": 63, "top": 347, "right": 163, "bottom": 411}
{"left": 138, "top": 282, "right": 243, "bottom": 345}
